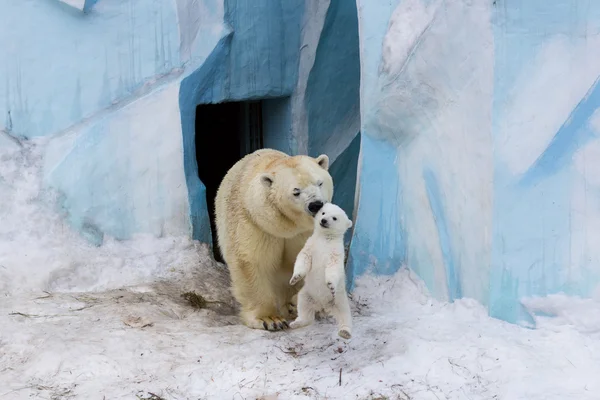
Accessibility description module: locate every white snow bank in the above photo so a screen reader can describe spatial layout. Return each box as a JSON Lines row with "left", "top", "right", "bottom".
{"left": 0, "top": 140, "right": 202, "bottom": 296}
{"left": 1, "top": 267, "right": 598, "bottom": 399}
{"left": 1, "top": 140, "right": 599, "bottom": 399}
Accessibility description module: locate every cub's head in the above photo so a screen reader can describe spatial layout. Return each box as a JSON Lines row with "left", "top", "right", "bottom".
{"left": 260, "top": 154, "right": 333, "bottom": 227}
{"left": 315, "top": 203, "right": 352, "bottom": 236}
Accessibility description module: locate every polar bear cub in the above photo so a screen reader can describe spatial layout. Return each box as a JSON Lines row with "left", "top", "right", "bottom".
{"left": 289, "top": 203, "right": 353, "bottom": 339}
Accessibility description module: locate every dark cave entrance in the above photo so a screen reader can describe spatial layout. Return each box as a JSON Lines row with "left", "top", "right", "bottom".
{"left": 195, "top": 101, "right": 264, "bottom": 262}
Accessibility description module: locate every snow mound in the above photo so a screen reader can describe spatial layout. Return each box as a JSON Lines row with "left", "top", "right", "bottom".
{"left": 1, "top": 268, "right": 599, "bottom": 399}
{"left": 0, "top": 140, "right": 205, "bottom": 296}
{"left": 1, "top": 140, "right": 599, "bottom": 399}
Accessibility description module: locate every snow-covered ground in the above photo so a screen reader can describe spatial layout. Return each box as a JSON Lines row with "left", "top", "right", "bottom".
{"left": 1, "top": 141, "right": 600, "bottom": 399}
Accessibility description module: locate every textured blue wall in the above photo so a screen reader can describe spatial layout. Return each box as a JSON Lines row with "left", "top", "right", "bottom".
{"left": 304, "top": 0, "right": 361, "bottom": 238}
{"left": 348, "top": 135, "right": 406, "bottom": 286}
{"left": 2, "top": 0, "right": 230, "bottom": 242}
{"left": 57, "top": 0, "right": 98, "bottom": 13}
{"left": 329, "top": 132, "right": 360, "bottom": 247}
{"left": 1, "top": 0, "right": 181, "bottom": 140}
{"left": 351, "top": 0, "right": 600, "bottom": 325}
{"left": 305, "top": 0, "right": 360, "bottom": 160}
{"left": 1, "top": 0, "right": 361, "bottom": 250}
{"left": 489, "top": 0, "right": 600, "bottom": 324}
{"left": 179, "top": 0, "right": 305, "bottom": 242}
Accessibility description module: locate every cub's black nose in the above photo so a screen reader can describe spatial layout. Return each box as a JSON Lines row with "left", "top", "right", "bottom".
{"left": 308, "top": 201, "right": 324, "bottom": 214}
{"left": 321, "top": 218, "right": 328, "bottom": 225}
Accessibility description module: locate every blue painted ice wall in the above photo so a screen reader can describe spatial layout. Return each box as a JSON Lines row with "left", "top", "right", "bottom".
{"left": 1, "top": 0, "right": 305, "bottom": 244}
{"left": 179, "top": 0, "right": 304, "bottom": 241}
{"left": 57, "top": 0, "right": 98, "bottom": 13}
{"left": 1, "top": 0, "right": 360, "bottom": 250}
{"left": 304, "top": 0, "right": 361, "bottom": 231}
{"left": 1, "top": 0, "right": 182, "bottom": 139}
{"left": 2, "top": 0, "right": 198, "bottom": 244}
{"left": 305, "top": 0, "right": 360, "bottom": 162}
{"left": 350, "top": 0, "right": 600, "bottom": 325}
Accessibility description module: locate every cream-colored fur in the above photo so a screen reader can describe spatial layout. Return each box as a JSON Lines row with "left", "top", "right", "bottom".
{"left": 214, "top": 148, "right": 333, "bottom": 331}
{"left": 289, "top": 203, "right": 353, "bottom": 339}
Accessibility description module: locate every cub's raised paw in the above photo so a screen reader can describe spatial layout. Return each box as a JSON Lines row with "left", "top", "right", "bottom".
{"left": 338, "top": 329, "right": 352, "bottom": 339}
{"left": 258, "top": 316, "right": 289, "bottom": 331}
{"left": 289, "top": 274, "right": 304, "bottom": 286}
{"left": 327, "top": 281, "right": 336, "bottom": 297}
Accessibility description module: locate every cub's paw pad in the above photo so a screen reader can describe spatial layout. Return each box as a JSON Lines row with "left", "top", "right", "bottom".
{"left": 289, "top": 274, "right": 304, "bottom": 286}
{"left": 338, "top": 329, "right": 352, "bottom": 339}
{"left": 327, "top": 282, "right": 336, "bottom": 296}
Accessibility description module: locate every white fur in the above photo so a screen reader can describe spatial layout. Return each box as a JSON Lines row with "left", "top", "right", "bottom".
{"left": 289, "top": 203, "right": 353, "bottom": 339}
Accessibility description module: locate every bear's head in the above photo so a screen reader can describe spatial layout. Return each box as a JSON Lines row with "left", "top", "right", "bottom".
{"left": 315, "top": 202, "right": 352, "bottom": 236}
{"left": 260, "top": 154, "right": 333, "bottom": 230}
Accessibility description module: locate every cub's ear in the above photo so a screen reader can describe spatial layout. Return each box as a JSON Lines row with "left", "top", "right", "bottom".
{"left": 315, "top": 154, "right": 329, "bottom": 170}
{"left": 260, "top": 173, "right": 274, "bottom": 187}
{"left": 347, "top": 219, "right": 353, "bottom": 229}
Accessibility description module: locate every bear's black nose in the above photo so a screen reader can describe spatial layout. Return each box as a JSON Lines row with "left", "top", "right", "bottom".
{"left": 321, "top": 218, "right": 327, "bottom": 225}
{"left": 308, "top": 201, "right": 324, "bottom": 214}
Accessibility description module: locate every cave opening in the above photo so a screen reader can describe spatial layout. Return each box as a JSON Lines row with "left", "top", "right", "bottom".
{"left": 195, "top": 100, "right": 264, "bottom": 262}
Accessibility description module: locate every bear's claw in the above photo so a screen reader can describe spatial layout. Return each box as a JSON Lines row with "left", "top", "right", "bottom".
{"left": 259, "top": 316, "right": 289, "bottom": 331}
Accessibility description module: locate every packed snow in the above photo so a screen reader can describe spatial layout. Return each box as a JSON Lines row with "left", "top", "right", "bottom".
{"left": 1, "top": 141, "right": 600, "bottom": 399}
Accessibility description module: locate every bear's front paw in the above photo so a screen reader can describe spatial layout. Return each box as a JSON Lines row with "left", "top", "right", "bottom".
{"left": 259, "top": 316, "right": 289, "bottom": 331}
{"left": 289, "top": 274, "right": 304, "bottom": 286}
{"left": 327, "top": 281, "right": 336, "bottom": 297}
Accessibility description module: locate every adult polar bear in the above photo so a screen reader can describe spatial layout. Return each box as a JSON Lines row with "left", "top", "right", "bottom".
{"left": 215, "top": 149, "right": 333, "bottom": 331}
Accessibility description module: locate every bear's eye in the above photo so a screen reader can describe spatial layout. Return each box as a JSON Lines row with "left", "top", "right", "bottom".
{"left": 293, "top": 189, "right": 301, "bottom": 197}
{"left": 333, "top": 217, "right": 337, "bottom": 221}
{"left": 317, "top": 181, "right": 323, "bottom": 187}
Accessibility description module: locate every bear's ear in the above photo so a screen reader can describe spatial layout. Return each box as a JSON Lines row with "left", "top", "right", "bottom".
{"left": 347, "top": 219, "right": 353, "bottom": 229}
{"left": 315, "top": 154, "right": 329, "bottom": 170}
{"left": 260, "top": 173, "right": 274, "bottom": 187}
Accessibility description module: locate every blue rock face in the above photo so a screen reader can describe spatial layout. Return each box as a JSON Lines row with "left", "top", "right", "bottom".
{"left": 329, "top": 132, "right": 360, "bottom": 245}
{"left": 179, "top": 0, "right": 305, "bottom": 241}
{"left": 1, "top": 0, "right": 182, "bottom": 139}
{"left": 56, "top": 0, "right": 98, "bottom": 13}
{"left": 305, "top": 0, "right": 361, "bottom": 161}
{"left": 0, "top": 0, "right": 361, "bottom": 255}
{"left": 351, "top": 0, "right": 600, "bottom": 325}
{"left": 305, "top": 0, "right": 361, "bottom": 241}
